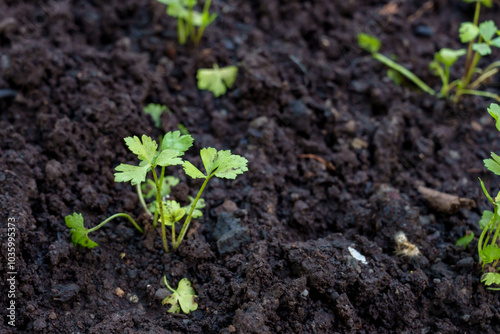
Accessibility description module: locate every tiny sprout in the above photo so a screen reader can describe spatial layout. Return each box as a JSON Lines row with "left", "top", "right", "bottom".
{"left": 456, "top": 230, "right": 475, "bottom": 249}
{"left": 197, "top": 64, "right": 238, "bottom": 97}
{"left": 394, "top": 231, "right": 421, "bottom": 258}
{"left": 162, "top": 277, "right": 198, "bottom": 314}
{"left": 144, "top": 103, "right": 170, "bottom": 128}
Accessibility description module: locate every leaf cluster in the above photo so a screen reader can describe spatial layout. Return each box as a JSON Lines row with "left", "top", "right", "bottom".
{"left": 162, "top": 277, "right": 198, "bottom": 314}
{"left": 197, "top": 64, "right": 238, "bottom": 97}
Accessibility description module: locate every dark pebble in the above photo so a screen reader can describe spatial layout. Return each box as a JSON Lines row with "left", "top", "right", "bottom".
{"left": 414, "top": 25, "right": 434, "bottom": 37}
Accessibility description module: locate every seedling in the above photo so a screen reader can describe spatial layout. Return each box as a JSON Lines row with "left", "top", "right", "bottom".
{"left": 144, "top": 103, "right": 170, "bottom": 129}
{"left": 65, "top": 131, "right": 248, "bottom": 253}
{"left": 162, "top": 276, "right": 198, "bottom": 314}
{"left": 197, "top": 64, "right": 238, "bottom": 97}
{"left": 358, "top": 0, "right": 500, "bottom": 102}
{"left": 156, "top": 0, "right": 217, "bottom": 46}
{"left": 456, "top": 230, "right": 475, "bottom": 249}
{"left": 476, "top": 103, "right": 500, "bottom": 290}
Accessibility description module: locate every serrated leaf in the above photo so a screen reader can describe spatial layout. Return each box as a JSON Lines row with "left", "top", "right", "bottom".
{"left": 199, "top": 147, "right": 249, "bottom": 179}
{"left": 488, "top": 103, "right": 500, "bottom": 132}
{"left": 459, "top": 22, "right": 479, "bottom": 43}
{"left": 155, "top": 149, "right": 184, "bottom": 167}
{"left": 158, "top": 200, "right": 186, "bottom": 225}
{"left": 455, "top": 232, "right": 474, "bottom": 249}
{"left": 479, "top": 243, "right": 500, "bottom": 264}
{"left": 160, "top": 131, "right": 194, "bottom": 153}
{"left": 491, "top": 37, "right": 500, "bottom": 48}
{"left": 183, "top": 161, "right": 206, "bottom": 179}
{"left": 184, "top": 196, "right": 205, "bottom": 219}
{"left": 162, "top": 277, "right": 198, "bottom": 314}
{"left": 481, "top": 273, "right": 500, "bottom": 287}
{"left": 144, "top": 103, "right": 168, "bottom": 128}
{"left": 114, "top": 163, "right": 150, "bottom": 186}
{"left": 65, "top": 213, "right": 98, "bottom": 249}
{"left": 124, "top": 135, "right": 158, "bottom": 164}
{"left": 480, "top": 210, "right": 494, "bottom": 229}
{"left": 472, "top": 43, "right": 492, "bottom": 55}
{"left": 484, "top": 152, "right": 500, "bottom": 176}
{"left": 435, "top": 48, "right": 466, "bottom": 67}
{"left": 197, "top": 65, "right": 238, "bottom": 97}
{"left": 357, "top": 33, "right": 381, "bottom": 53}
{"left": 479, "top": 20, "right": 497, "bottom": 42}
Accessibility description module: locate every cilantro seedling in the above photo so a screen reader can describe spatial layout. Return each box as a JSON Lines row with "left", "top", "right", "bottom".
{"left": 144, "top": 103, "right": 170, "bottom": 128}
{"left": 197, "top": 64, "right": 238, "bottom": 97}
{"left": 358, "top": 0, "right": 500, "bottom": 103}
{"left": 175, "top": 147, "right": 248, "bottom": 249}
{"left": 476, "top": 103, "right": 500, "bottom": 290}
{"left": 456, "top": 230, "right": 475, "bottom": 249}
{"left": 156, "top": 0, "right": 217, "bottom": 46}
{"left": 162, "top": 277, "right": 198, "bottom": 314}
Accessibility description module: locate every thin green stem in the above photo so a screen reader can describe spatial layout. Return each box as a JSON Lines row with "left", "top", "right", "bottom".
{"left": 174, "top": 175, "right": 211, "bottom": 250}
{"left": 160, "top": 166, "right": 176, "bottom": 243}
{"left": 464, "top": 1, "right": 481, "bottom": 77}
{"left": 88, "top": 213, "right": 144, "bottom": 234}
{"left": 136, "top": 183, "right": 152, "bottom": 217}
{"left": 456, "top": 89, "right": 500, "bottom": 101}
{"left": 152, "top": 167, "right": 169, "bottom": 253}
{"left": 194, "top": 0, "right": 213, "bottom": 46}
{"left": 178, "top": 19, "right": 186, "bottom": 45}
{"left": 187, "top": 2, "right": 195, "bottom": 42}
{"left": 469, "top": 68, "right": 499, "bottom": 90}
{"left": 372, "top": 53, "right": 436, "bottom": 95}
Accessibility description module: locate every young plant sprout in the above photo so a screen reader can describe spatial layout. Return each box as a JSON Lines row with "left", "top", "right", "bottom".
{"left": 64, "top": 131, "right": 248, "bottom": 253}
{"left": 144, "top": 103, "right": 170, "bottom": 129}
{"left": 197, "top": 64, "right": 238, "bottom": 97}
{"left": 358, "top": 0, "right": 500, "bottom": 102}
{"left": 456, "top": 230, "right": 474, "bottom": 249}
{"left": 156, "top": 0, "right": 217, "bottom": 46}
{"left": 477, "top": 103, "right": 500, "bottom": 290}
{"left": 162, "top": 276, "right": 198, "bottom": 314}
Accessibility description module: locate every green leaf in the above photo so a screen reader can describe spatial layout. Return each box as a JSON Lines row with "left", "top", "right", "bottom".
{"left": 124, "top": 135, "right": 158, "bottom": 164}
{"left": 184, "top": 196, "right": 205, "bottom": 219}
{"left": 484, "top": 152, "right": 500, "bottom": 176}
{"left": 142, "top": 176, "right": 179, "bottom": 199}
{"left": 201, "top": 148, "right": 248, "bottom": 179}
{"left": 435, "top": 48, "right": 466, "bottom": 67}
{"left": 479, "top": 20, "right": 497, "bottom": 42}
{"left": 472, "top": 43, "right": 492, "bottom": 55}
{"left": 479, "top": 178, "right": 494, "bottom": 204}
{"left": 114, "top": 163, "right": 150, "bottom": 186}
{"left": 481, "top": 273, "right": 500, "bottom": 288}
{"left": 160, "top": 131, "right": 194, "bottom": 153}
{"left": 459, "top": 22, "right": 479, "bottom": 43}
{"left": 197, "top": 65, "right": 238, "bottom": 97}
{"left": 162, "top": 277, "right": 198, "bottom": 314}
{"left": 455, "top": 232, "right": 474, "bottom": 249}
{"left": 488, "top": 103, "right": 500, "bottom": 132}
{"left": 142, "top": 179, "right": 157, "bottom": 199}
{"left": 158, "top": 200, "right": 186, "bottom": 225}
{"left": 183, "top": 161, "right": 206, "bottom": 179}
{"left": 357, "top": 33, "right": 381, "bottom": 53}
{"left": 462, "top": 0, "right": 492, "bottom": 7}
{"left": 65, "top": 213, "right": 98, "bottom": 249}
{"left": 155, "top": 149, "right": 184, "bottom": 167}
{"left": 479, "top": 243, "right": 500, "bottom": 264}
{"left": 491, "top": 37, "right": 500, "bottom": 48}
{"left": 480, "top": 210, "right": 494, "bottom": 230}
{"left": 144, "top": 104, "right": 168, "bottom": 128}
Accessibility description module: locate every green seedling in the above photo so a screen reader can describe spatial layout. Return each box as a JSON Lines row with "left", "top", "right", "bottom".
{"left": 456, "top": 230, "right": 474, "bottom": 249}
{"left": 156, "top": 0, "right": 217, "bottom": 46}
{"left": 476, "top": 103, "right": 500, "bottom": 290}
{"left": 358, "top": 0, "right": 500, "bottom": 102}
{"left": 144, "top": 103, "right": 170, "bottom": 128}
{"left": 65, "top": 131, "right": 247, "bottom": 252}
{"left": 162, "top": 277, "right": 198, "bottom": 314}
{"left": 197, "top": 64, "right": 238, "bottom": 97}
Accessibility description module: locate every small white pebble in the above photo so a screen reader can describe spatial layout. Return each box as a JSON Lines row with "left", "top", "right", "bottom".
{"left": 348, "top": 246, "right": 367, "bottom": 264}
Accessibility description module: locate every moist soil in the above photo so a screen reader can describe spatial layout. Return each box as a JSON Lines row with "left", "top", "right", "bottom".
{"left": 1, "top": 0, "right": 500, "bottom": 333}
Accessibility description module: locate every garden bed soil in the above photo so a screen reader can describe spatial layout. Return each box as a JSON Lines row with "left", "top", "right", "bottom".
{"left": 1, "top": 0, "right": 500, "bottom": 333}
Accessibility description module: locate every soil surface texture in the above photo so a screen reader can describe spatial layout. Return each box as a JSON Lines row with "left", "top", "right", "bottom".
{"left": 1, "top": 0, "right": 500, "bottom": 333}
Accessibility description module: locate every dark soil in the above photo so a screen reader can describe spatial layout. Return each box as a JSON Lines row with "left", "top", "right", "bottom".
{"left": 1, "top": 0, "right": 500, "bottom": 333}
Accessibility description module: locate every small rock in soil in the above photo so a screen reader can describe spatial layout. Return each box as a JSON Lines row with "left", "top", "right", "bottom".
{"left": 51, "top": 283, "right": 80, "bottom": 302}
{"left": 212, "top": 212, "right": 250, "bottom": 255}
{"left": 414, "top": 25, "right": 434, "bottom": 37}
{"left": 155, "top": 288, "right": 170, "bottom": 300}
